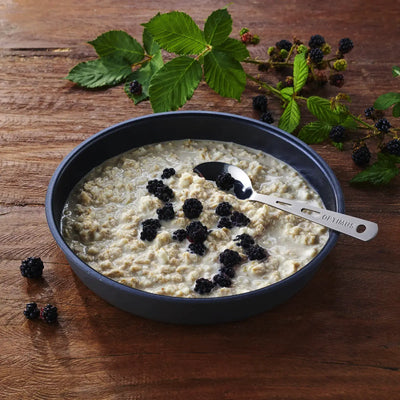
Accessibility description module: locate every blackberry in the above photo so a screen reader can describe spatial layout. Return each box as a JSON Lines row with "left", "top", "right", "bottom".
{"left": 308, "top": 34, "right": 325, "bottom": 48}
{"left": 260, "top": 111, "right": 274, "bottom": 124}
{"left": 20, "top": 257, "right": 44, "bottom": 278}
{"left": 364, "top": 107, "right": 375, "bottom": 119}
{"left": 142, "top": 219, "right": 161, "bottom": 229}
{"left": 252, "top": 95, "right": 268, "bottom": 113}
{"left": 140, "top": 219, "right": 161, "bottom": 241}
{"left": 156, "top": 202, "right": 175, "bottom": 220}
{"left": 215, "top": 202, "right": 232, "bottom": 217}
{"left": 40, "top": 304, "right": 58, "bottom": 324}
{"left": 352, "top": 143, "right": 371, "bottom": 166}
{"left": 231, "top": 211, "right": 250, "bottom": 227}
{"left": 182, "top": 198, "right": 203, "bottom": 219}
{"left": 220, "top": 266, "right": 235, "bottom": 278}
{"left": 245, "top": 245, "right": 268, "bottom": 261}
{"left": 161, "top": 168, "right": 175, "bottom": 179}
{"left": 329, "top": 125, "right": 346, "bottom": 143}
{"left": 217, "top": 216, "right": 233, "bottom": 229}
{"left": 329, "top": 73, "right": 345, "bottom": 88}
{"left": 129, "top": 80, "right": 142, "bottom": 95}
{"left": 194, "top": 278, "right": 214, "bottom": 294}
{"left": 338, "top": 38, "right": 354, "bottom": 54}
{"left": 188, "top": 242, "right": 206, "bottom": 256}
{"left": 154, "top": 185, "right": 174, "bottom": 202}
{"left": 216, "top": 172, "right": 235, "bottom": 191}
{"left": 234, "top": 233, "right": 255, "bottom": 249}
{"left": 23, "top": 302, "right": 40, "bottom": 320}
{"left": 276, "top": 39, "right": 292, "bottom": 52}
{"left": 146, "top": 179, "right": 164, "bottom": 194}
{"left": 309, "top": 48, "right": 324, "bottom": 64}
{"left": 213, "top": 273, "right": 232, "bottom": 287}
{"left": 219, "top": 249, "right": 242, "bottom": 268}
{"left": 383, "top": 139, "right": 400, "bottom": 156}
{"left": 172, "top": 229, "right": 187, "bottom": 241}
{"left": 186, "top": 221, "right": 208, "bottom": 243}
{"left": 375, "top": 118, "right": 391, "bottom": 133}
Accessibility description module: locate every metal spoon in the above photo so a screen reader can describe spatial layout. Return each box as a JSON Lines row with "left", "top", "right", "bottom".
{"left": 194, "top": 161, "right": 378, "bottom": 241}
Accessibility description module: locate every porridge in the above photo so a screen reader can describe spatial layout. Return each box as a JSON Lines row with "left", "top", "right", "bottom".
{"left": 61, "top": 139, "right": 329, "bottom": 298}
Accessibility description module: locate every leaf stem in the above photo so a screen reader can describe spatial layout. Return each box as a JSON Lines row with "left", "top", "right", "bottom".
{"left": 246, "top": 73, "right": 285, "bottom": 101}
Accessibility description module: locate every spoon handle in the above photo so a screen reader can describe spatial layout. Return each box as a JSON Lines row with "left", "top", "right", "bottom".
{"left": 251, "top": 193, "right": 378, "bottom": 241}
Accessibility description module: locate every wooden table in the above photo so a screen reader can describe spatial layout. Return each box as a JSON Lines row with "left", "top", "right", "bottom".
{"left": 1, "top": 0, "right": 399, "bottom": 398}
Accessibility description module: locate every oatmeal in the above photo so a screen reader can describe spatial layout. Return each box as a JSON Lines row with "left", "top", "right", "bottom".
{"left": 61, "top": 139, "right": 329, "bottom": 298}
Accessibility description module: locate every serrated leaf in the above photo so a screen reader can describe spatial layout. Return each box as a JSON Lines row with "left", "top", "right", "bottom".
{"left": 65, "top": 56, "right": 132, "bottom": 88}
{"left": 297, "top": 121, "right": 332, "bottom": 144}
{"left": 373, "top": 92, "right": 400, "bottom": 110}
{"left": 142, "top": 28, "right": 160, "bottom": 55}
{"left": 204, "top": 8, "right": 232, "bottom": 46}
{"left": 88, "top": 30, "right": 144, "bottom": 64}
{"left": 143, "top": 11, "right": 207, "bottom": 55}
{"left": 203, "top": 50, "right": 246, "bottom": 100}
{"left": 278, "top": 99, "right": 301, "bottom": 133}
{"left": 392, "top": 66, "right": 400, "bottom": 77}
{"left": 341, "top": 115, "right": 358, "bottom": 129}
{"left": 149, "top": 56, "right": 202, "bottom": 112}
{"left": 307, "top": 96, "right": 347, "bottom": 125}
{"left": 280, "top": 87, "right": 294, "bottom": 101}
{"left": 351, "top": 153, "right": 400, "bottom": 185}
{"left": 293, "top": 53, "right": 308, "bottom": 93}
{"left": 124, "top": 51, "right": 164, "bottom": 104}
{"left": 214, "top": 38, "right": 249, "bottom": 62}
{"left": 393, "top": 102, "right": 400, "bottom": 117}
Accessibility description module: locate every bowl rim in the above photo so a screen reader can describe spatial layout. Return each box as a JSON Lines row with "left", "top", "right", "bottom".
{"left": 45, "top": 110, "right": 344, "bottom": 304}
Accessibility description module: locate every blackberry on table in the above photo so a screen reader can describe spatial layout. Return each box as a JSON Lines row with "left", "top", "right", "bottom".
{"left": 220, "top": 266, "right": 235, "bottom": 278}
{"left": 375, "top": 118, "right": 391, "bottom": 133}
{"left": 156, "top": 202, "right": 175, "bottom": 220}
{"left": 260, "top": 111, "right": 274, "bottom": 124}
{"left": 129, "top": 80, "right": 142, "bottom": 95}
{"left": 276, "top": 39, "right": 292, "bottom": 52}
{"left": 20, "top": 257, "right": 44, "bottom": 278}
{"left": 329, "top": 73, "right": 345, "bottom": 88}
{"left": 352, "top": 143, "right": 371, "bottom": 166}
{"left": 186, "top": 221, "right": 208, "bottom": 243}
{"left": 40, "top": 304, "right": 58, "bottom": 324}
{"left": 252, "top": 95, "right": 268, "bottom": 113}
{"left": 172, "top": 229, "right": 187, "bottom": 241}
{"left": 308, "top": 34, "right": 325, "bottom": 48}
{"left": 215, "top": 201, "right": 232, "bottom": 217}
{"left": 194, "top": 278, "right": 214, "bottom": 294}
{"left": 329, "top": 125, "right": 346, "bottom": 143}
{"left": 216, "top": 172, "right": 235, "bottom": 191}
{"left": 23, "top": 302, "right": 40, "bottom": 320}
{"left": 182, "top": 198, "right": 203, "bottom": 219}
{"left": 217, "top": 216, "right": 233, "bottom": 229}
{"left": 338, "top": 38, "right": 354, "bottom": 54}
{"left": 161, "top": 168, "right": 175, "bottom": 179}
{"left": 245, "top": 245, "right": 268, "bottom": 261}
{"left": 188, "top": 242, "right": 207, "bottom": 256}
{"left": 213, "top": 273, "right": 232, "bottom": 287}
{"left": 234, "top": 233, "right": 255, "bottom": 249}
{"left": 231, "top": 211, "right": 250, "bottom": 227}
{"left": 364, "top": 107, "right": 375, "bottom": 119}
{"left": 219, "top": 249, "right": 242, "bottom": 268}
{"left": 309, "top": 48, "right": 324, "bottom": 64}
{"left": 383, "top": 139, "right": 400, "bottom": 156}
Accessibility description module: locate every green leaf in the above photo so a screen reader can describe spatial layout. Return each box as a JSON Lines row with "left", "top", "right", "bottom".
{"left": 149, "top": 56, "right": 202, "bottom": 112}
{"left": 203, "top": 50, "right": 246, "bottom": 100}
{"left": 278, "top": 99, "right": 301, "bottom": 133}
{"left": 204, "top": 8, "right": 232, "bottom": 46}
{"left": 142, "top": 28, "right": 160, "bottom": 55}
{"left": 341, "top": 115, "right": 358, "bottom": 129}
{"left": 374, "top": 92, "right": 400, "bottom": 110}
{"left": 293, "top": 53, "right": 308, "bottom": 93}
{"left": 392, "top": 66, "right": 400, "bottom": 78}
{"left": 65, "top": 56, "right": 132, "bottom": 88}
{"left": 332, "top": 141, "right": 344, "bottom": 151}
{"left": 214, "top": 38, "right": 249, "bottom": 61}
{"left": 88, "top": 30, "right": 144, "bottom": 64}
{"left": 351, "top": 153, "right": 400, "bottom": 185}
{"left": 297, "top": 121, "right": 332, "bottom": 144}
{"left": 393, "top": 102, "right": 400, "bottom": 117}
{"left": 124, "top": 51, "right": 164, "bottom": 104}
{"left": 143, "top": 11, "right": 207, "bottom": 55}
{"left": 307, "top": 96, "right": 347, "bottom": 125}
{"left": 280, "top": 87, "right": 294, "bottom": 101}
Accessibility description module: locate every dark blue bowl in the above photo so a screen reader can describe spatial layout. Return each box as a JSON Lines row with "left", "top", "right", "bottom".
{"left": 45, "top": 111, "right": 344, "bottom": 324}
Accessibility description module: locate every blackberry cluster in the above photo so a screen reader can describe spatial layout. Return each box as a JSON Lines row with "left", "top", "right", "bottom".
{"left": 194, "top": 278, "right": 214, "bottom": 294}
{"left": 230, "top": 211, "right": 250, "bottom": 227}
{"left": 216, "top": 172, "right": 235, "bottom": 191}
{"left": 215, "top": 202, "right": 232, "bottom": 216}
{"left": 213, "top": 273, "right": 232, "bottom": 287}
{"left": 146, "top": 179, "right": 174, "bottom": 202}
{"left": 217, "top": 216, "right": 233, "bottom": 229}
{"left": 329, "top": 73, "right": 344, "bottom": 88}
{"left": 23, "top": 302, "right": 40, "bottom": 320}
{"left": 383, "top": 139, "right": 400, "bottom": 156}
{"left": 276, "top": 39, "right": 292, "bottom": 52}
{"left": 186, "top": 221, "right": 208, "bottom": 243}
{"left": 188, "top": 242, "right": 206, "bottom": 256}
{"left": 219, "top": 249, "right": 242, "bottom": 268}
{"left": 308, "top": 34, "right": 325, "bottom": 48}
{"left": 156, "top": 203, "right": 175, "bottom": 221}
{"left": 352, "top": 143, "right": 371, "bottom": 166}
{"left": 129, "top": 80, "right": 142, "bottom": 95}
{"left": 220, "top": 266, "right": 235, "bottom": 278}
{"left": 172, "top": 229, "right": 187, "bottom": 241}
{"left": 329, "top": 125, "right": 346, "bottom": 143}
{"left": 260, "top": 111, "right": 274, "bottom": 124}
{"left": 252, "top": 95, "right": 268, "bottom": 113}
{"left": 364, "top": 107, "right": 375, "bottom": 119}
{"left": 20, "top": 257, "right": 44, "bottom": 278}
{"left": 338, "top": 38, "right": 354, "bottom": 54}
{"left": 161, "top": 168, "right": 175, "bottom": 179}
{"left": 245, "top": 244, "right": 268, "bottom": 261}
{"left": 234, "top": 233, "right": 255, "bottom": 249}
{"left": 40, "top": 304, "right": 58, "bottom": 324}
{"left": 309, "top": 48, "right": 324, "bottom": 64}
{"left": 182, "top": 198, "right": 203, "bottom": 219}
{"left": 140, "top": 219, "right": 161, "bottom": 241}
{"left": 375, "top": 118, "right": 391, "bottom": 133}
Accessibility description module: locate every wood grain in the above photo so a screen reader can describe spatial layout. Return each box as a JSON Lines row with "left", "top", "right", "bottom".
{"left": 1, "top": 0, "right": 400, "bottom": 399}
